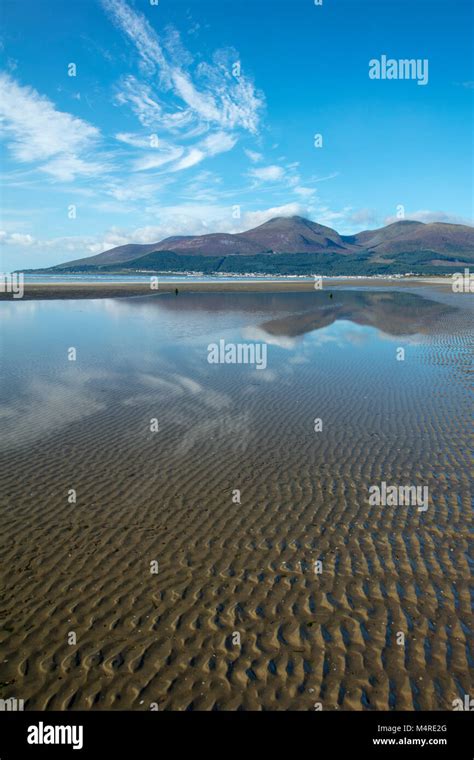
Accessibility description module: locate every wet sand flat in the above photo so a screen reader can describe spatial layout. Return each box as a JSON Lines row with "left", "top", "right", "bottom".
{"left": 0, "top": 277, "right": 456, "bottom": 300}
{"left": 0, "top": 286, "right": 472, "bottom": 711}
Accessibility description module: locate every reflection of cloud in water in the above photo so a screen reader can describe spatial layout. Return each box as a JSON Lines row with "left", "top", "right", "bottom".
{"left": 250, "top": 369, "right": 278, "bottom": 382}
{"left": 121, "top": 369, "right": 251, "bottom": 455}
{"left": 303, "top": 320, "right": 373, "bottom": 348}
{"left": 122, "top": 371, "right": 231, "bottom": 412}
{"left": 0, "top": 364, "right": 236, "bottom": 452}
{"left": 375, "top": 330, "right": 424, "bottom": 347}
{"left": 0, "top": 369, "right": 109, "bottom": 451}
{"left": 173, "top": 410, "right": 252, "bottom": 457}
{"left": 0, "top": 301, "right": 40, "bottom": 320}
{"left": 288, "top": 355, "right": 310, "bottom": 365}
{"left": 242, "top": 325, "right": 296, "bottom": 350}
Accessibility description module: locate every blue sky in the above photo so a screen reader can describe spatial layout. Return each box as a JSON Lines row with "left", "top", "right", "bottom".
{"left": 1, "top": 0, "right": 472, "bottom": 270}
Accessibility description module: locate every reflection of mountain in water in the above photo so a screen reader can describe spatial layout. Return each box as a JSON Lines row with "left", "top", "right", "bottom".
{"left": 121, "top": 289, "right": 459, "bottom": 339}
{"left": 259, "top": 290, "right": 459, "bottom": 338}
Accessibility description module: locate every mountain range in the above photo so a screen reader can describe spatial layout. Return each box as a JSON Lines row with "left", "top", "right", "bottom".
{"left": 29, "top": 216, "right": 474, "bottom": 276}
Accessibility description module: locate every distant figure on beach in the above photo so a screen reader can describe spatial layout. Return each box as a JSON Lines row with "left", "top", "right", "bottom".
{"left": 175, "top": 288, "right": 179, "bottom": 295}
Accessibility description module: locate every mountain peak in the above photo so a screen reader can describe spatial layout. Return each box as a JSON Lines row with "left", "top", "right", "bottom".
{"left": 253, "top": 214, "right": 309, "bottom": 227}
{"left": 387, "top": 219, "right": 425, "bottom": 227}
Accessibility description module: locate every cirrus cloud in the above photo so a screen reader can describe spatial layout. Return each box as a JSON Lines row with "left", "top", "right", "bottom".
{"left": 248, "top": 165, "right": 284, "bottom": 182}
{"left": 0, "top": 72, "right": 105, "bottom": 180}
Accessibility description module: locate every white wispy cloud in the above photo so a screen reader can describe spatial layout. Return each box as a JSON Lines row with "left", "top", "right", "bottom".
{"left": 101, "top": 0, "right": 264, "bottom": 174}
{"left": 244, "top": 148, "right": 263, "bottom": 163}
{"left": 248, "top": 165, "right": 285, "bottom": 182}
{"left": 101, "top": 0, "right": 170, "bottom": 76}
{"left": 115, "top": 76, "right": 184, "bottom": 130}
{"left": 0, "top": 230, "right": 35, "bottom": 246}
{"left": 200, "top": 131, "right": 237, "bottom": 157}
{"left": 115, "top": 132, "right": 157, "bottom": 149}
{"left": 294, "top": 186, "right": 316, "bottom": 198}
{"left": 103, "top": 176, "right": 172, "bottom": 202}
{"left": 0, "top": 72, "right": 105, "bottom": 180}
{"left": 132, "top": 144, "right": 185, "bottom": 171}
{"left": 240, "top": 203, "right": 306, "bottom": 228}
{"left": 246, "top": 163, "right": 317, "bottom": 197}
{"left": 118, "top": 128, "right": 237, "bottom": 174}
{"left": 42, "top": 155, "right": 108, "bottom": 182}
{"left": 171, "top": 148, "right": 205, "bottom": 172}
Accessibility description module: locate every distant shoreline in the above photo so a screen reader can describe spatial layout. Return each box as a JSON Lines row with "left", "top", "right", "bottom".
{"left": 0, "top": 277, "right": 455, "bottom": 301}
